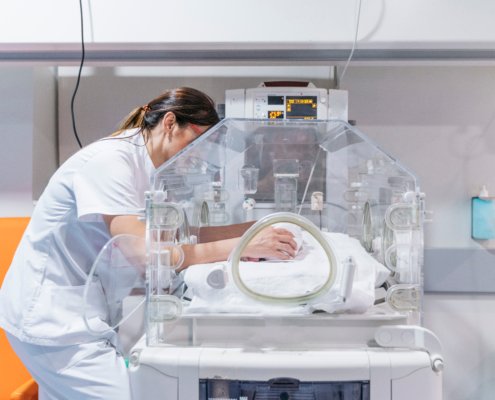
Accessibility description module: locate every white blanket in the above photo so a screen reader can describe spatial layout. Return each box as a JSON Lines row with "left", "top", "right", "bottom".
{"left": 182, "top": 231, "right": 390, "bottom": 315}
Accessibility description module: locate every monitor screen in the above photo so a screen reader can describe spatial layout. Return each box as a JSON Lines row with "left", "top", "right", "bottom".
{"left": 286, "top": 96, "right": 318, "bottom": 119}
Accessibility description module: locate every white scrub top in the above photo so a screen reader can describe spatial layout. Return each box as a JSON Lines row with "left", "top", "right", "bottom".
{"left": 0, "top": 129, "right": 155, "bottom": 346}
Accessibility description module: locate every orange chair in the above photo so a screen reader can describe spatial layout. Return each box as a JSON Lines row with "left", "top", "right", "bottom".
{"left": 9, "top": 379, "right": 38, "bottom": 400}
{"left": 0, "top": 218, "right": 37, "bottom": 400}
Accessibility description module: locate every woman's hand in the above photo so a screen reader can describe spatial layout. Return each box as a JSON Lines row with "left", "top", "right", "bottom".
{"left": 241, "top": 226, "right": 298, "bottom": 261}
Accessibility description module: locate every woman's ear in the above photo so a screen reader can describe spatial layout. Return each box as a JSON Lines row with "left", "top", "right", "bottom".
{"left": 162, "top": 112, "right": 176, "bottom": 132}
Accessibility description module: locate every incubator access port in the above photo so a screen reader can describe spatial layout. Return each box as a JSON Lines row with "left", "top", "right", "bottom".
{"left": 273, "top": 159, "right": 300, "bottom": 212}
{"left": 202, "top": 185, "right": 230, "bottom": 225}
{"left": 148, "top": 295, "right": 182, "bottom": 322}
{"left": 386, "top": 284, "right": 420, "bottom": 311}
{"left": 239, "top": 166, "right": 259, "bottom": 194}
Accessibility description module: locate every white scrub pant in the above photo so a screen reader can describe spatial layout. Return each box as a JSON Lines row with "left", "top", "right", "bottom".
{"left": 6, "top": 333, "right": 131, "bottom": 400}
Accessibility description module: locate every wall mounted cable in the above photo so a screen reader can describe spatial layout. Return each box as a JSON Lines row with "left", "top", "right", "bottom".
{"left": 70, "top": 0, "right": 85, "bottom": 148}
{"left": 337, "top": 0, "right": 363, "bottom": 89}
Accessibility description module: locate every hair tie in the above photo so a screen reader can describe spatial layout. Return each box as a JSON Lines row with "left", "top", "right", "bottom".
{"left": 142, "top": 104, "right": 150, "bottom": 113}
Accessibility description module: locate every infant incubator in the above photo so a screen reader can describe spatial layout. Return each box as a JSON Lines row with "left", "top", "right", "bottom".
{"left": 84, "top": 118, "right": 442, "bottom": 399}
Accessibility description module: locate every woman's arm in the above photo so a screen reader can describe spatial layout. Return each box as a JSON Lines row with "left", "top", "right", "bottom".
{"left": 181, "top": 226, "right": 297, "bottom": 269}
{"left": 195, "top": 221, "right": 255, "bottom": 243}
{"left": 103, "top": 214, "right": 146, "bottom": 237}
{"left": 103, "top": 215, "right": 297, "bottom": 271}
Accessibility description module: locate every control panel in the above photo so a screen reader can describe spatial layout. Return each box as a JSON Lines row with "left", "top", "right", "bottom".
{"left": 226, "top": 82, "right": 329, "bottom": 120}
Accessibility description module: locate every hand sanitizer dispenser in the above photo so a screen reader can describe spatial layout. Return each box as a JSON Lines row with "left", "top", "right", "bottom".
{"left": 472, "top": 185, "right": 495, "bottom": 240}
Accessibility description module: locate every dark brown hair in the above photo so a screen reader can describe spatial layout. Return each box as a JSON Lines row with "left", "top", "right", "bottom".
{"left": 113, "top": 87, "right": 219, "bottom": 137}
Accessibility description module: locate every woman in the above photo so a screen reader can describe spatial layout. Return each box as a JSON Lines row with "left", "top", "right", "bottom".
{"left": 0, "top": 87, "right": 297, "bottom": 399}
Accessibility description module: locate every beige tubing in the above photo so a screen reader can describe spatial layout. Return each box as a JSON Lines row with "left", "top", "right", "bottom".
{"left": 229, "top": 212, "right": 337, "bottom": 304}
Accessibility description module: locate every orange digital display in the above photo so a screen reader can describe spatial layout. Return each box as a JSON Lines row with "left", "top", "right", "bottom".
{"left": 286, "top": 96, "right": 317, "bottom": 119}
{"left": 268, "top": 110, "right": 284, "bottom": 119}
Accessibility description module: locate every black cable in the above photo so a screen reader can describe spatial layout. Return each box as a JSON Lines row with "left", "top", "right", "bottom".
{"left": 70, "top": 0, "right": 85, "bottom": 148}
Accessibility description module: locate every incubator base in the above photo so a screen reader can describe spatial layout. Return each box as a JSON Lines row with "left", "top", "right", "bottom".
{"left": 128, "top": 339, "right": 442, "bottom": 400}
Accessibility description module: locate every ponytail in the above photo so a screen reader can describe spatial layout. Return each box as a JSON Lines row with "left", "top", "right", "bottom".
{"left": 111, "top": 87, "right": 219, "bottom": 137}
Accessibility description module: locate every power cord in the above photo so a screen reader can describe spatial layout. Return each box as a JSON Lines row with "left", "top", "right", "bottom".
{"left": 337, "top": 0, "right": 363, "bottom": 89}
{"left": 70, "top": 0, "right": 85, "bottom": 148}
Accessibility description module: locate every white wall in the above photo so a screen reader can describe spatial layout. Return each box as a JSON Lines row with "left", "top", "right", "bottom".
{"left": 0, "top": 67, "right": 57, "bottom": 217}
{"left": 0, "top": 67, "right": 35, "bottom": 216}
{"left": 32, "top": 67, "right": 58, "bottom": 200}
